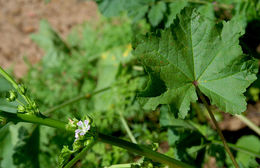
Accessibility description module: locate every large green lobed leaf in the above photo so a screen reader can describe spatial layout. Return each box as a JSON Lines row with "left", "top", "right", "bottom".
{"left": 135, "top": 8, "right": 258, "bottom": 118}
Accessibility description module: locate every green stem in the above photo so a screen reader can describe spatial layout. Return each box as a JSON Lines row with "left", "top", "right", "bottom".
{"left": 2, "top": 112, "right": 259, "bottom": 162}
{"left": 119, "top": 112, "right": 137, "bottom": 143}
{"left": 196, "top": 88, "right": 239, "bottom": 168}
{"left": 235, "top": 114, "right": 260, "bottom": 136}
{"left": 212, "top": 140, "right": 260, "bottom": 159}
{"left": 64, "top": 140, "right": 97, "bottom": 168}
{"left": 106, "top": 163, "right": 132, "bottom": 168}
{"left": 98, "top": 133, "right": 194, "bottom": 168}
{"left": 0, "top": 112, "right": 193, "bottom": 168}
{"left": 0, "top": 67, "right": 18, "bottom": 90}
{"left": 0, "top": 112, "right": 66, "bottom": 130}
{"left": 43, "top": 87, "right": 110, "bottom": 115}
{"left": 0, "top": 67, "right": 30, "bottom": 105}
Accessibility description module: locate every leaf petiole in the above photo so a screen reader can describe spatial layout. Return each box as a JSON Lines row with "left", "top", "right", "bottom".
{"left": 196, "top": 88, "right": 239, "bottom": 168}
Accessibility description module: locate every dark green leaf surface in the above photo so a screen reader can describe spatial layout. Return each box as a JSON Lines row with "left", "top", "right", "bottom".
{"left": 135, "top": 8, "right": 258, "bottom": 118}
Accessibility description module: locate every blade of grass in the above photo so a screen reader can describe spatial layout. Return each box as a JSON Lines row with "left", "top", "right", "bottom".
{"left": 235, "top": 114, "right": 260, "bottom": 136}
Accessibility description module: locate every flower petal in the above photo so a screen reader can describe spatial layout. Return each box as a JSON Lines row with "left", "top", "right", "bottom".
{"left": 86, "top": 125, "right": 90, "bottom": 131}
{"left": 84, "top": 120, "right": 89, "bottom": 126}
{"left": 77, "top": 121, "right": 83, "bottom": 127}
{"left": 80, "top": 132, "right": 85, "bottom": 136}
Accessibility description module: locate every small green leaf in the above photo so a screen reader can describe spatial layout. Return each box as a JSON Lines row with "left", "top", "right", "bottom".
{"left": 125, "top": 0, "right": 153, "bottom": 22}
{"left": 159, "top": 105, "right": 195, "bottom": 130}
{"left": 135, "top": 8, "right": 258, "bottom": 118}
{"left": 197, "top": 3, "right": 215, "bottom": 20}
{"left": 58, "top": 145, "right": 74, "bottom": 167}
{"left": 31, "top": 20, "right": 69, "bottom": 53}
{"left": 0, "top": 77, "right": 18, "bottom": 113}
{"left": 165, "top": 0, "right": 188, "bottom": 27}
{"left": 148, "top": 1, "right": 166, "bottom": 27}
{"left": 235, "top": 135, "right": 260, "bottom": 167}
{"left": 96, "top": 0, "right": 127, "bottom": 17}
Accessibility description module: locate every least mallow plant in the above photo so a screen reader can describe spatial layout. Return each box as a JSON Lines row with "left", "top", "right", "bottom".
{"left": 1, "top": 4, "right": 260, "bottom": 168}
{"left": 134, "top": 7, "right": 258, "bottom": 168}
{"left": 0, "top": 65, "right": 193, "bottom": 168}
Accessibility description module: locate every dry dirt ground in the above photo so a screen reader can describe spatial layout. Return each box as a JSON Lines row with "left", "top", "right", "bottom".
{"left": 0, "top": 0, "right": 98, "bottom": 78}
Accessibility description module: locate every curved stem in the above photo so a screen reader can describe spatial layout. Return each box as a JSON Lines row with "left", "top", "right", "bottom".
{"left": 119, "top": 112, "right": 137, "bottom": 143}
{"left": 64, "top": 140, "right": 97, "bottom": 168}
{"left": 196, "top": 88, "right": 239, "bottom": 168}
{"left": 43, "top": 87, "right": 110, "bottom": 115}
{"left": 98, "top": 133, "right": 194, "bottom": 168}
{"left": 0, "top": 112, "right": 193, "bottom": 168}
{"left": 0, "top": 67, "right": 18, "bottom": 89}
{"left": 235, "top": 114, "right": 260, "bottom": 136}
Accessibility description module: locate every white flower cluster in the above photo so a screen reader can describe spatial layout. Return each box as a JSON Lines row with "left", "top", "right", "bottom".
{"left": 75, "top": 120, "right": 90, "bottom": 141}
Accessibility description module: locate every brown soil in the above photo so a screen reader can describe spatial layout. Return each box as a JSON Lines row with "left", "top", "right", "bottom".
{"left": 0, "top": 0, "right": 98, "bottom": 78}
{"left": 219, "top": 103, "right": 260, "bottom": 131}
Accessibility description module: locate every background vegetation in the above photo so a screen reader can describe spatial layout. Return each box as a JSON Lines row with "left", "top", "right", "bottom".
{"left": 0, "top": 0, "right": 260, "bottom": 167}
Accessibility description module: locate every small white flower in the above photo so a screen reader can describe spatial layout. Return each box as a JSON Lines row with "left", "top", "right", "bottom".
{"left": 75, "top": 120, "right": 90, "bottom": 141}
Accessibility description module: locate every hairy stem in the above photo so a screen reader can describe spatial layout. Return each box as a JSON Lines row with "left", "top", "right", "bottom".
{"left": 43, "top": 87, "right": 110, "bottom": 115}
{"left": 1, "top": 112, "right": 193, "bottom": 168}
{"left": 64, "top": 140, "right": 97, "bottom": 168}
{"left": 235, "top": 114, "right": 260, "bottom": 136}
{"left": 196, "top": 88, "right": 239, "bottom": 168}
{"left": 2, "top": 111, "right": 258, "bottom": 159}
{"left": 119, "top": 112, "right": 137, "bottom": 143}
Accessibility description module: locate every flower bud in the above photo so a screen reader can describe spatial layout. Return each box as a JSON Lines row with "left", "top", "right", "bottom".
{"left": 18, "top": 85, "right": 27, "bottom": 95}
{"left": 0, "top": 116, "right": 6, "bottom": 125}
{"left": 17, "top": 105, "right": 26, "bottom": 113}
{"left": 6, "top": 90, "right": 17, "bottom": 102}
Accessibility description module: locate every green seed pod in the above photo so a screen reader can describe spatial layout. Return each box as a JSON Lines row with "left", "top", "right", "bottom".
{"left": 18, "top": 84, "right": 27, "bottom": 95}
{"left": 31, "top": 100, "right": 38, "bottom": 109}
{"left": 0, "top": 116, "right": 6, "bottom": 125}
{"left": 152, "top": 143, "right": 159, "bottom": 151}
{"left": 6, "top": 90, "right": 17, "bottom": 102}
{"left": 17, "top": 105, "right": 26, "bottom": 113}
